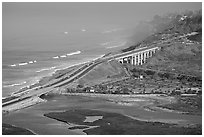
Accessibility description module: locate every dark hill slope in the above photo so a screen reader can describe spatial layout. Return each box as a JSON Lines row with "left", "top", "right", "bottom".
{"left": 143, "top": 42, "right": 202, "bottom": 77}
{"left": 121, "top": 10, "right": 202, "bottom": 52}
{"left": 122, "top": 10, "right": 202, "bottom": 77}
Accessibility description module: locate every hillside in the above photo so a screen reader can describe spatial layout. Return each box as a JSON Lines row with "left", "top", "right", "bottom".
{"left": 143, "top": 32, "right": 202, "bottom": 77}
{"left": 122, "top": 10, "right": 201, "bottom": 50}
{"left": 65, "top": 10, "right": 202, "bottom": 89}
{"left": 68, "top": 60, "right": 128, "bottom": 88}
{"left": 122, "top": 10, "right": 202, "bottom": 77}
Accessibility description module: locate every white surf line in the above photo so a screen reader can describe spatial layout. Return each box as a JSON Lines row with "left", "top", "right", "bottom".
{"left": 12, "top": 85, "right": 42, "bottom": 96}
{"left": 10, "top": 64, "right": 17, "bottom": 67}
{"left": 66, "top": 50, "right": 81, "bottom": 56}
{"left": 60, "top": 55, "right": 67, "bottom": 58}
{"left": 53, "top": 56, "right": 59, "bottom": 59}
{"left": 36, "top": 66, "right": 56, "bottom": 73}
{"left": 3, "top": 81, "right": 27, "bottom": 88}
{"left": 52, "top": 51, "right": 81, "bottom": 59}
{"left": 52, "top": 54, "right": 103, "bottom": 75}
{"left": 13, "top": 78, "right": 41, "bottom": 95}
{"left": 50, "top": 66, "right": 56, "bottom": 69}
{"left": 36, "top": 68, "right": 50, "bottom": 73}
{"left": 10, "top": 60, "right": 37, "bottom": 67}
{"left": 19, "top": 62, "right": 28, "bottom": 66}
{"left": 28, "top": 61, "right": 34, "bottom": 64}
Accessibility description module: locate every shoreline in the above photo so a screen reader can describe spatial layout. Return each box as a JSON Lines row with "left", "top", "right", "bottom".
{"left": 4, "top": 54, "right": 106, "bottom": 98}
{"left": 2, "top": 96, "right": 46, "bottom": 114}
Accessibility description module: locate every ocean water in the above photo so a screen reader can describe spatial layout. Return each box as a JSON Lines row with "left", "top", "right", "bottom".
{"left": 2, "top": 30, "right": 128, "bottom": 97}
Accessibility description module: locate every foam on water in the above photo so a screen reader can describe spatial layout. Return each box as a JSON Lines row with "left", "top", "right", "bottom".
{"left": 36, "top": 66, "right": 56, "bottom": 73}
{"left": 3, "top": 28, "right": 127, "bottom": 97}
{"left": 10, "top": 64, "right": 17, "bottom": 67}
{"left": 60, "top": 55, "right": 67, "bottom": 58}
{"left": 3, "top": 52, "right": 105, "bottom": 97}
{"left": 66, "top": 51, "right": 81, "bottom": 56}
{"left": 52, "top": 50, "right": 82, "bottom": 59}
{"left": 19, "top": 62, "right": 28, "bottom": 66}
{"left": 9, "top": 50, "right": 82, "bottom": 68}
{"left": 3, "top": 81, "right": 27, "bottom": 88}
{"left": 53, "top": 56, "right": 59, "bottom": 59}
{"left": 10, "top": 60, "right": 37, "bottom": 67}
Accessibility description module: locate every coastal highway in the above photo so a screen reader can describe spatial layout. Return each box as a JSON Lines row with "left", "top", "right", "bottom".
{"left": 4, "top": 32, "right": 195, "bottom": 109}
{"left": 2, "top": 59, "right": 103, "bottom": 107}
{"left": 2, "top": 45, "right": 158, "bottom": 108}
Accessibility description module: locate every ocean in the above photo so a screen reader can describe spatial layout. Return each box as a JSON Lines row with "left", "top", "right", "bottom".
{"left": 2, "top": 30, "right": 128, "bottom": 97}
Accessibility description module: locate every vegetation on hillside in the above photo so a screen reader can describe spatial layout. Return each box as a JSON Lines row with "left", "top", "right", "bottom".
{"left": 122, "top": 9, "right": 202, "bottom": 52}
{"left": 122, "top": 9, "right": 202, "bottom": 77}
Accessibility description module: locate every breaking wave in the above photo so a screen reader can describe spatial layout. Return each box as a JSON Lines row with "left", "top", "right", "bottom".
{"left": 36, "top": 66, "right": 56, "bottom": 73}
{"left": 10, "top": 60, "right": 37, "bottom": 67}
{"left": 52, "top": 50, "right": 81, "bottom": 59}
{"left": 60, "top": 55, "right": 67, "bottom": 58}
{"left": 67, "top": 50, "right": 81, "bottom": 56}
{"left": 19, "top": 62, "right": 28, "bottom": 66}
{"left": 3, "top": 81, "right": 27, "bottom": 88}
{"left": 52, "top": 56, "right": 59, "bottom": 59}
{"left": 8, "top": 50, "right": 81, "bottom": 67}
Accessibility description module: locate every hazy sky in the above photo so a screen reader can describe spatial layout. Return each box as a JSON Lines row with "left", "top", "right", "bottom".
{"left": 2, "top": 2, "right": 201, "bottom": 50}
{"left": 3, "top": 2, "right": 201, "bottom": 30}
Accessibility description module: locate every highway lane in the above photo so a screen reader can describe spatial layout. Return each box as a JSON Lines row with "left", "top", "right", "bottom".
{"left": 2, "top": 61, "right": 102, "bottom": 107}
{"left": 3, "top": 45, "right": 159, "bottom": 107}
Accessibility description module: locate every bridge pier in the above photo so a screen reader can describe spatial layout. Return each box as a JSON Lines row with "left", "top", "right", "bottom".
{"left": 116, "top": 46, "right": 160, "bottom": 66}
{"left": 131, "top": 56, "right": 134, "bottom": 65}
